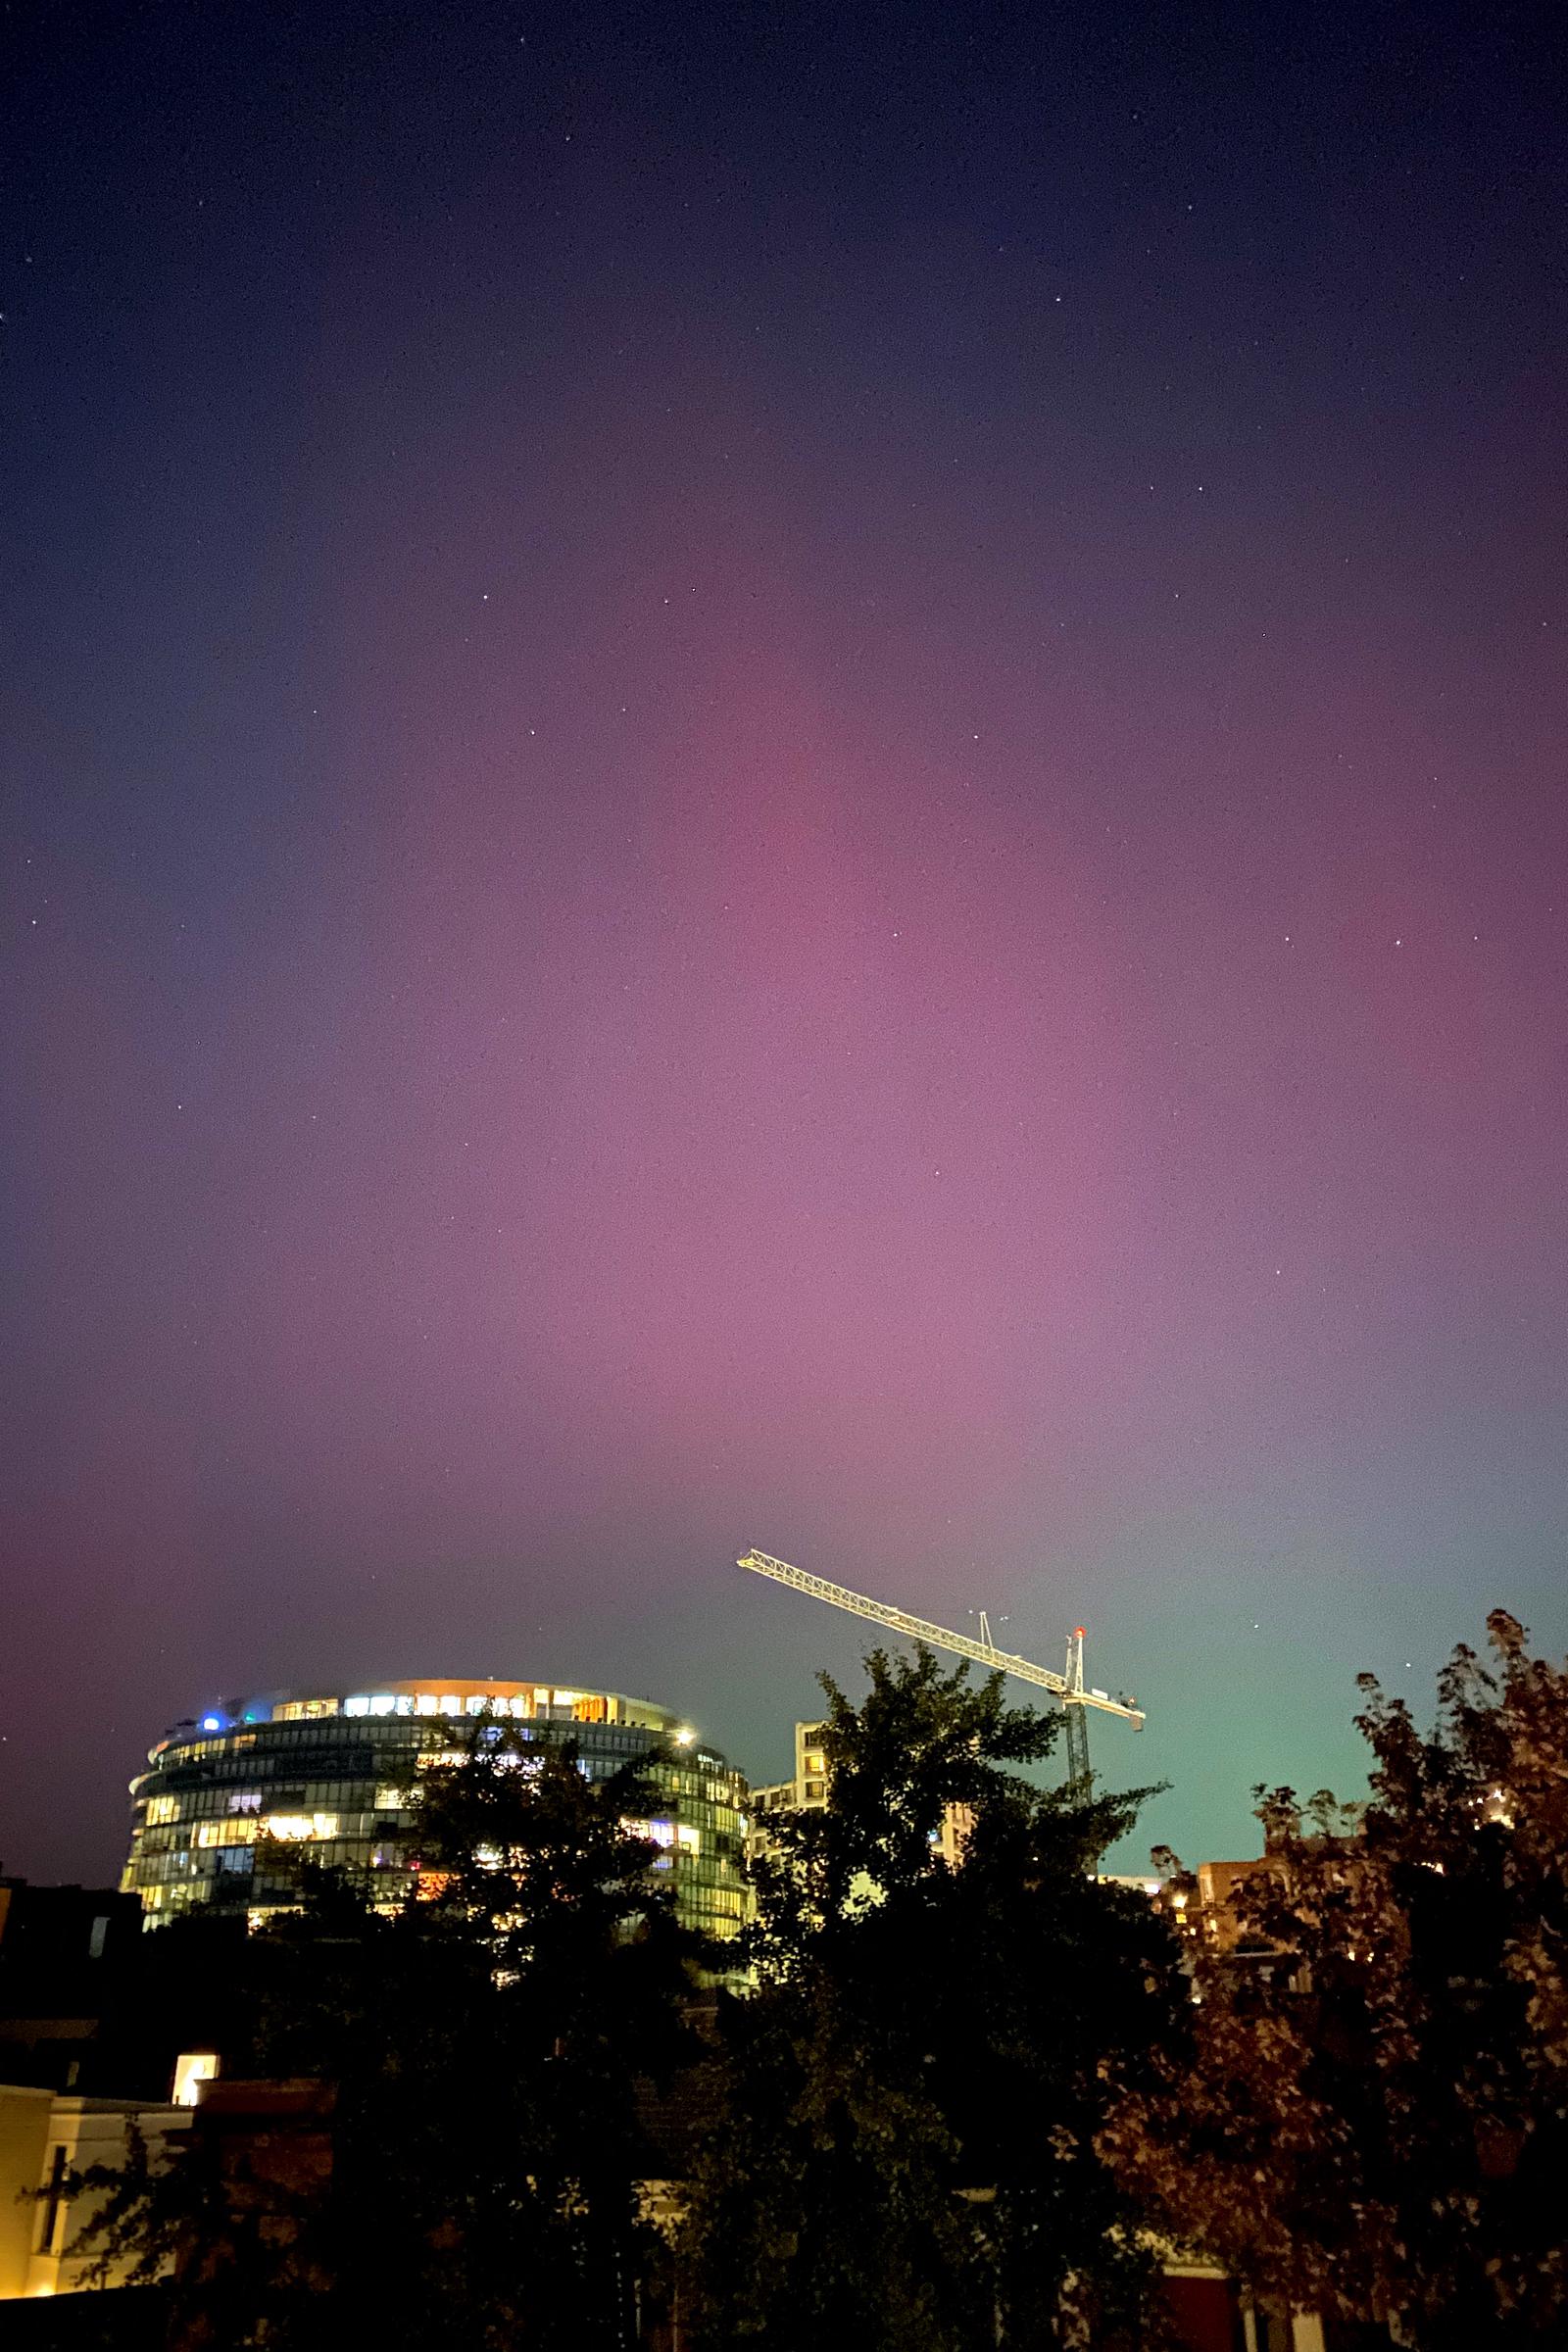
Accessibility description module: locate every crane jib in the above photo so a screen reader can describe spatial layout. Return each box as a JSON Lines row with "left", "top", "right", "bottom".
{"left": 736, "top": 1549, "right": 1145, "bottom": 1730}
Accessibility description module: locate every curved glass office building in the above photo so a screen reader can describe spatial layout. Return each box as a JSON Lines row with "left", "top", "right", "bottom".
{"left": 122, "top": 1679, "right": 749, "bottom": 1944}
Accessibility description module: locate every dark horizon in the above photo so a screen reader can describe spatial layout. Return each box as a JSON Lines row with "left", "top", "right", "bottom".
{"left": 4, "top": 0, "right": 1566, "bottom": 1889}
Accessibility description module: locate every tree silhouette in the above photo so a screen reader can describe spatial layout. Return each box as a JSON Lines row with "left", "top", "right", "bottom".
{"left": 1106, "top": 1610, "right": 1568, "bottom": 2349}
{"left": 682, "top": 1645, "right": 1183, "bottom": 2349}
{"left": 61, "top": 1718, "right": 702, "bottom": 2348}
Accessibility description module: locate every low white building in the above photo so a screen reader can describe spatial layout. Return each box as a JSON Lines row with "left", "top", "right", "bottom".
{"left": 0, "top": 2083, "right": 190, "bottom": 2301}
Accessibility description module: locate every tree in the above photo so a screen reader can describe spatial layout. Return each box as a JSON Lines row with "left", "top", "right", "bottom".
{"left": 681, "top": 1646, "right": 1185, "bottom": 2350}
{"left": 1106, "top": 1610, "right": 1568, "bottom": 2349}
{"left": 62, "top": 1719, "right": 704, "bottom": 2348}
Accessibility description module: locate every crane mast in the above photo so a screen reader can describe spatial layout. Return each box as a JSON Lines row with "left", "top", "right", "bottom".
{"left": 737, "top": 1550, "right": 1144, "bottom": 1795}
{"left": 1062, "top": 1624, "right": 1093, "bottom": 1793}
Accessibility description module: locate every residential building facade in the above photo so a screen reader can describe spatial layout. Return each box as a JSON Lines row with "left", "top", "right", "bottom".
{"left": 747, "top": 1719, "right": 970, "bottom": 1872}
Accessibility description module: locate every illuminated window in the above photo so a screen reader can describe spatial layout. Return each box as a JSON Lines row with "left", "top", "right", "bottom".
{"left": 172, "top": 2052, "right": 220, "bottom": 2105}
{"left": 263, "top": 1812, "right": 338, "bottom": 1841}
{"left": 228, "top": 1790, "right": 264, "bottom": 1814}
{"left": 273, "top": 1698, "right": 340, "bottom": 1722}
{"left": 374, "top": 1787, "right": 411, "bottom": 1811}
{"left": 146, "top": 1795, "right": 179, "bottom": 1826}
{"left": 624, "top": 1817, "right": 702, "bottom": 1856}
{"left": 196, "top": 1819, "right": 260, "bottom": 1847}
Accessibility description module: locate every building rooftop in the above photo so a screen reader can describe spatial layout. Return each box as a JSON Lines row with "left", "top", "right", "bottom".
{"left": 162, "top": 1679, "right": 695, "bottom": 1745}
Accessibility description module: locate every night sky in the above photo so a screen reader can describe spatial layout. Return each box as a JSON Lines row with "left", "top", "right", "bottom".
{"left": 4, "top": 1, "right": 1566, "bottom": 1886}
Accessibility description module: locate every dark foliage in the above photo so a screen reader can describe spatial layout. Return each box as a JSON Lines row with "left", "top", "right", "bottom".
{"left": 681, "top": 1647, "right": 1185, "bottom": 2349}
{"left": 1107, "top": 1611, "right": 1568, "bottom": 2350}
{"left": 59, "top": 1721, "right": 705, "bottom": 2349}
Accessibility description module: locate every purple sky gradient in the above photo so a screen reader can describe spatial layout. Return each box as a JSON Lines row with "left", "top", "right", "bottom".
{"left": 3, "top": 1, "right": 1566, "bottom": 1882}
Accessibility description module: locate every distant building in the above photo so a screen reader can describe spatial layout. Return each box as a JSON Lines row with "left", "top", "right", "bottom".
{"left": 0, "top": 1880, "right": 143, "bottom": 2095}
{"left": 747, "top": 1720, "right": 970, "bottom": 1873}
{"left": 747, "top": 1718, "right": 831, "bottom": 1865}
{"left": 1190, "top": 1814, "right": 1367, "bottom": 1957}
{"left": 122, "top": 1680, "right": 749, "bottom": 1945}
{"left": 1195, "top": 1854, "right": 1282, "bottom": 1947}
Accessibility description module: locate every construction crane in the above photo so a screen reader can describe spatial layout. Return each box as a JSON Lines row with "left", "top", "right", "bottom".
{"left": 737, "top": 1548, "right": 1143, "bottom": 1794}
